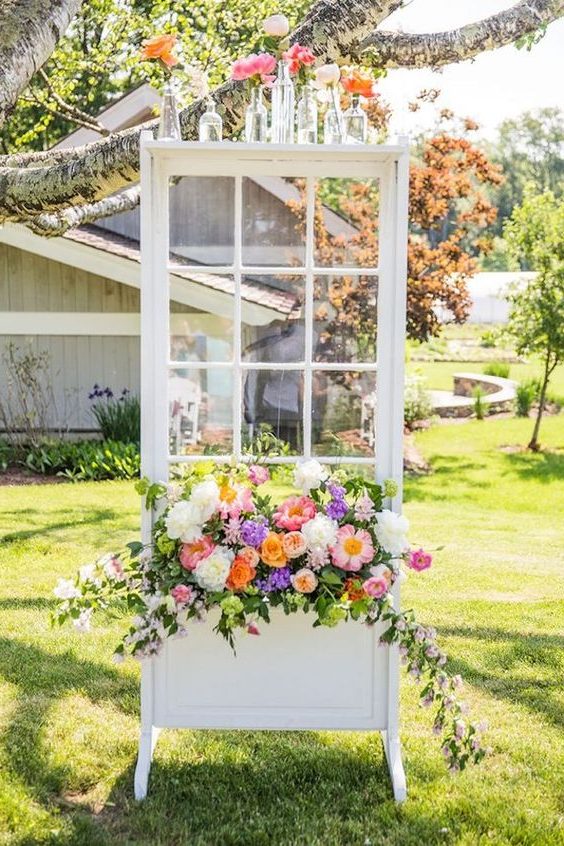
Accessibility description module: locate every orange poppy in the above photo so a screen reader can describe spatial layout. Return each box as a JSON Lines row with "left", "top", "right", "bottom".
{"left": 341, "top": 70, "right": 375, "bottom": 99}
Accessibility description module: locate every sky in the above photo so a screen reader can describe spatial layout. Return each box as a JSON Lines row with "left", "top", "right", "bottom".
{"left": 375, "top": 0, "right": 564, "bottom": 141}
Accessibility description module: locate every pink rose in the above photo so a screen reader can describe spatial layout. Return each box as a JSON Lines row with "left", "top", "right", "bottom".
{"left": 282, "top": 530, "right": 307, "bottom": 559}
{"left": 171, "top": 584, "right": 193, "bottom": 605}
{"left": 247, "top": 621, "right": 261, "bottom": 636}
{"left": 408, "top": 548, "right": 432, "bottom": 572}
{"left": 273, "top": 495, "right": 317, "bottom": 531}
{"left": 179, "top": 535, "right": 215, "bottom": 571}
{"left": 248, "top": 464, "right": 270, "bottom": 486}
{"left": 363, "top": 575, "right": 388, "bottom": 599}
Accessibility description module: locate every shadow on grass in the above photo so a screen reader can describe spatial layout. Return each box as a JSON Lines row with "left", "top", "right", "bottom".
{"left": 0, "top": 508, "right": 127, "bottom": 544}
{"left": 438, "top": 624, "right": 564, "bottom": 730}
{"left": 500, "top": 450, "right": 564, "bottom": 484}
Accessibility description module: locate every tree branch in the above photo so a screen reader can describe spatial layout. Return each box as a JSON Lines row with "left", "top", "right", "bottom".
{"left": 0, "top": 0, "right": 84, "bottom": 126}
{"left": 36, "top": 68, "right": 110, "bottom": 135}
{"left": 26, "top": 185, "right": 141, "bottom": 235}
{"left": 359, "top": 0, "right": 564, "bottom": 68}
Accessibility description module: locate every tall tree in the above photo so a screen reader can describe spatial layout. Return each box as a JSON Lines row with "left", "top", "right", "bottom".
{"left": 504, "top": 191, "right": 564, "bottom": 451}
{"left": 0, "top": 0, "right": 562, "bottom": 230}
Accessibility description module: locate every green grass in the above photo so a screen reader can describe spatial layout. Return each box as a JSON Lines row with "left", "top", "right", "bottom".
{"left": 1, "top": 417, "right": 563, "bottom": 845}
{"left": 409, "top": 360, "right": 564, "bottom": 402}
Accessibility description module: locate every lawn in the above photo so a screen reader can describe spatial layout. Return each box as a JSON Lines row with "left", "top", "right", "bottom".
{"left": 0, "top": 417, "right": 563, "bottom": 845}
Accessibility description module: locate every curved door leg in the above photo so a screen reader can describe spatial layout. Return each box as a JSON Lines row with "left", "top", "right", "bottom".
{"left": 134, "top": 726, "right": 161, "bottom": 800}
{"left": 381, "top": 729, "right": 407, "bottom": 802}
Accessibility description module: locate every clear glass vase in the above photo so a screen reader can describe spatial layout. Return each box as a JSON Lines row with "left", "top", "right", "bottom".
{"left": 271, "top": 60, "right": 295, "bottom": 144}
{"left": 344, "top": 94, "right": 368, "bottom": 144}
{"left": 245, "top": 87, "right": 267, "bottom": 143}
{"left": 323, "top": 87, "right": 344, "bottom": 144}
{"left": 297, "top": 83, "right": 318, "bottom": 144}
{"left": 199, "top": 97, "right": 223, "bottom": 142}
{"left": 158, "top": 79, "right": 181, "bottom": 141}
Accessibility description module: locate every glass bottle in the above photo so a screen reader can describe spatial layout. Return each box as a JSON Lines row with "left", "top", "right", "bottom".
{"left": 344, "top": 94, "right": 368, "bottom": 144}
{"left": 245, "top": 87, "right": 267, "bottom": 143}
{"left": 198, "top": 97, "right": 223, "bottom": 142}
{"left": 323, "top": 87, "right": 344, "bottom": 144}
{"left": 297, "top": 83, "right": 318, "bottom": 144}
{"left": 158, "top": 79, "right": 181, "bottom": 141}
{"left": 271, "top": 60, "right": 295, "bottom": 143}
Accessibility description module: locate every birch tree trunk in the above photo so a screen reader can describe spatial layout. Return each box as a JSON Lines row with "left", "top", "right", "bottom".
{"left": 0, "top": 0, "right": 83, "bottom": 126}
{"left": 0, "top": 0, "right": 562, "bottom": 231}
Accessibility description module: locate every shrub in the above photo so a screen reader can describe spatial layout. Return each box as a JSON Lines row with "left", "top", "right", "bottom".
{"left": 25, "top": 440, "right": 140, "bottom": 481}
{"left": 473, "top": 387, "right": 486, "bottom": 420}
{"left": 89, "top": 385, "right": 140, "bottom": 444}
{"left": 514, "top": 379, "right": 540, "bottom": 417}
{"left": 480, "top": 328, "right": 500, "bottom": 349}
{"left": 404, "top": 375, "right": 433, "bottom": 429}
{"left": 0, "top": 439, "right": 14, "bottom": 472}
{"left": 483, "top": 362, "right": 510, "bottom": 379}
{"left": 0, "top": 343, "right": 61, "bottom": 447}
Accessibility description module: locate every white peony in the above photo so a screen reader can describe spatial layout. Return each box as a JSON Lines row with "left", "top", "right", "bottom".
{"left": 301, "top": 513, "right": 338, "bottom": 551}
{"left": 189, "top": 479, "right": 220, "bottom": 522}
{"left": 54, "top": 578, "right": 80, "bottom": 600}
{"left": 165, "top": 500, "right": 203, "bottom": 542}
{"left": 194, "top": 548, "right": 232, "bottom": 592}
{"left": 263, "top": 13, "right": 290, "bottom": 37}
{"left": 293, "top": 459, "right": 328, "bottom": 494}
{"left": 374, "top": 510, "right": 410, "bottom": 556}
{"left": 79, "top": 563, "right": 99, "bottom": 584}
{"left": 314, "top": 63, "right": 340, "bottom": 87}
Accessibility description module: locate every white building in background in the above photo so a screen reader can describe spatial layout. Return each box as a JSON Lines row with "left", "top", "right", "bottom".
{"left": 466, "top": 272, "right": 536, "bottom": 324}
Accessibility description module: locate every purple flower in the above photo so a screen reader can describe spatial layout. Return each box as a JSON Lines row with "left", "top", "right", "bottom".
{"left": 328, "top": 483, "right": 346, "bottom": 500}
{"left": 240, "top": 518, "right": 269, "bottom": 548}
{"left": 256, "top": 566, "right": 292, "bottom": 593}
{"left": 326, "top": 498, "right": 348, "bottom": 520}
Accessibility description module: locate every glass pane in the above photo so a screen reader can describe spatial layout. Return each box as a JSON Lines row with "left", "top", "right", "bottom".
{"left": 242, "top": 369, "right": 303, "bottom": 454}
{"left": 169, "top": 368, "right": 232, "bottom": 456}
{"left": 242, "top": 275, "right": 305, "bottom": 363}
{"left": 170, "top": 279, "right": 233, "bottom": 362}
{"left": 314, "top": 177, "right": 379, "bottom": 268}
{"left": 169, "top": 176, "right": 234, "bottom": 265}
{"left": 313, "top": 274, "right": 378, "bottom": 363}
{"left": 311, "top": 370, "right": 376, "bottom": 457}
{"left": 242, "top": 176, "right": 306, "bottom": 267}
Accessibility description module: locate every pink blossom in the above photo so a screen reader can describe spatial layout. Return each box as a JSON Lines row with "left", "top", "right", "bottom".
{"left": 362, "top": 575, "right": 388, "bottom": 599}
{"left": 247, "top": 621, "right": 261, "bottom": 636}
{"left": 283, "top": 43, "right": 316, "bottom": 74}
{"left": 408, "top": 548, "right": 433, "bottom": 572}
{"left": 331, "top": 524, "right": 374, "bottom": 571}
{"left": 248, "top": 464, "right": 270, "bottom": 486}
{"left": 179, "top": 536, "right": 215, "bottom": 571}
{"left": 231, "top": 53, "right": 276, "bottom": 84}
{"left": 171, "top": 584, "right": 194, "bottom": 605}
{"left": 217, "top": 483, "right": 255, "bottom": 519}
{"left": 273, "top": 495, "right": 317, "bottom": 531}
{"left": 354, "top": 491, "right": 376, "bottom": 522}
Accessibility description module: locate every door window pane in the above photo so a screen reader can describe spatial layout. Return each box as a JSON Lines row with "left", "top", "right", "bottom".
{"left": 314, "top": 177, "right": 379, "bottom": 268}
{"left": 170, "top": 280, "right": 234, "bottom": 362}
{"left": 242, "top": 177, "right": 306, "bottom": 267}
{"left": 242, "top": 275, "right": 305, "bottom": 363}
{"left": 169, "top": 368, "right": 232, "bottom": 456}
{"left": 169, "top": 176, "right": 234, "bottom": 265}
{"left": 313, "top": 274, "right": 378, "bottom": 363}
{"left": 242, "top": 369, "right": 303, "bottom": 455}
{"left": 311, "top": 370, "right": 376, "bottom": 457}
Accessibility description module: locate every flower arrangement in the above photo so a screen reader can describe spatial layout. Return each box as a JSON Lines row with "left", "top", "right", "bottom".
{"left": 53, "top": 459, "right": 488, "bottom": 771}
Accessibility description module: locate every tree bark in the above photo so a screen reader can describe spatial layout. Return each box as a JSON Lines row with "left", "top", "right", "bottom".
{"left": 360, "top": 0, "right": 564, "bottom": 68}
{"left": 0, "top": 0, "right": 84, "bottom": 126}
{"left": 0, "top": 0, "right": 563, "bottom": 230}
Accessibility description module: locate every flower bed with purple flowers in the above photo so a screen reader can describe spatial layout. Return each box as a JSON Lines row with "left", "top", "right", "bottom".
{"left": 53, "top": 459, "right": 488, "bottom": 771}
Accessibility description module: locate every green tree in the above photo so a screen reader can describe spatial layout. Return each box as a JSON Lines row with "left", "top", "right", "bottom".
{"left": 489, "top": 108, "right": 564, "bottom": 239}
{"left": 504, "top": 190, "right": 564, "bottom": 450}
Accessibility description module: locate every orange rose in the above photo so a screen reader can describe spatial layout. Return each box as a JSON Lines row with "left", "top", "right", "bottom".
{"left": 291, "top": 568, "right": 318, "bottom": 594}
{"left": 140, "top": 34, "right": 179, "bottom": 68}
{"left": 260, "top": 532, "right": 288, "bottom": 568}
{"left": 226, "top": 553, "right": 256, "bottom": 591}
{"left": 341, "top": 70, "right": 375, "bottom": 99}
